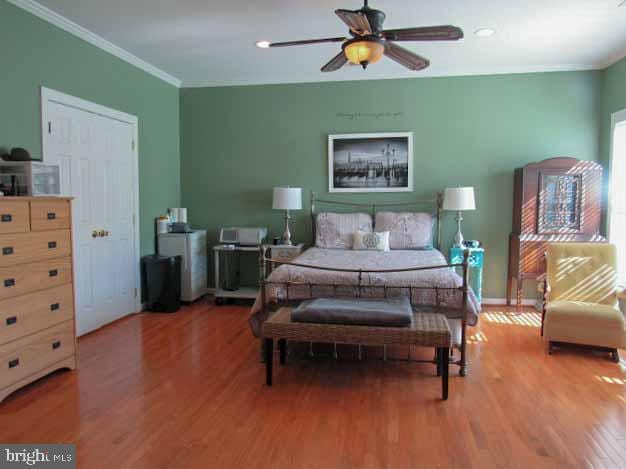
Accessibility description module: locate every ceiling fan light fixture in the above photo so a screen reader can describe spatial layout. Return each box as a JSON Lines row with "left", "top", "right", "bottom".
{"left": 343, "top": 38, "right": 384, "bottom": 67}
{"left": 256, "top": 40, "right": 271, "bottom": 48}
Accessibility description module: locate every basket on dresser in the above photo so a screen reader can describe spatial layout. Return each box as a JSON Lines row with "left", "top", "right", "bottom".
{"left": 0, "top": 197, "right": 76, "bottom": 403}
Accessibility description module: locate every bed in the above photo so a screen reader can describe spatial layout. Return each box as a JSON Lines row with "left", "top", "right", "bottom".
{"left": 249, "top": 191, "right": 481, "bottom": 375}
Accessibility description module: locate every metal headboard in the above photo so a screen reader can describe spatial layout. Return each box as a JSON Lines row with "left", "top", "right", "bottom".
{"left": 310, "top": 190, "right": 444, "bottom": 250}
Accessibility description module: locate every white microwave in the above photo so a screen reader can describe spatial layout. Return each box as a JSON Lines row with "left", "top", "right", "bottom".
{"left": 0, "top": 161, "right": 61, "bottom": 196}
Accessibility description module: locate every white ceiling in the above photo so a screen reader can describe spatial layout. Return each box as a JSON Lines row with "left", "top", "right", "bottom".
{"left": 29, "top": 0, "right": 626, "bottom": 87}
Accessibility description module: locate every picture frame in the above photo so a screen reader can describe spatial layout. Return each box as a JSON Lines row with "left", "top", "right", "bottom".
{"left": 328, "top": 132, "right": 413, "bottom": 193}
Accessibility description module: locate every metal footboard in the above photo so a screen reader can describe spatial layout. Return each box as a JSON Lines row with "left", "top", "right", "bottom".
{"left": 258, "top": 247, "right": 471, "bottom": 376}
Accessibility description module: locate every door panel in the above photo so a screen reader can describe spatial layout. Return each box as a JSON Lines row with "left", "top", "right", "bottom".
{"left": 44, "top": 101, "right": 137, "bottom": 335}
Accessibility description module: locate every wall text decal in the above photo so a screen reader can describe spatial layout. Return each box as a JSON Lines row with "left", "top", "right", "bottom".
{"left": 336, "top": 112, "right": 404, "bottom": 120}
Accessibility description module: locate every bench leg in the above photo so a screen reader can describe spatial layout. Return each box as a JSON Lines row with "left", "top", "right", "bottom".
{"left": 439, "top": 347, "right": 449, "bottom": 400}
{"left": 435, "top": 348, "right": 441, "bottom": 377}
{"left": 265, "top": 338, "right": 273, "bottom": 386}
{"left": 279, "top": 339, "right": 286, "bottom": 365}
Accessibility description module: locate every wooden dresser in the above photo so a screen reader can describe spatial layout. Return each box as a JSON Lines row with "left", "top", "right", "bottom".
{"left": 0, "top": 197, "right": 76, "bottom": 403}
{"left": 507, "top": 157, "right": 605, "bottom": 310}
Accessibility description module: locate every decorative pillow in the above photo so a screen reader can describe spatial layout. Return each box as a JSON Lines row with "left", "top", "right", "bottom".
{"left": 353, "top": 230, "right": 390, "bottom": 251}
{"left": 315, "top": 212, "right": 373, "bottom": 249}
{"left": 374, "top": 211, "right": 434, "bottom": 250}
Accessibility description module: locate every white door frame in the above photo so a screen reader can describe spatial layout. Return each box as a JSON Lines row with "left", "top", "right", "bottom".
{"left": 40, "top": 86, "right": 142, "bottom": 314}
{"left": 607, "top": 108, "right": 626, "bottom": 242}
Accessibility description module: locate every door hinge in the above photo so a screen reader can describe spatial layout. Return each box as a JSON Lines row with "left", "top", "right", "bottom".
{"left": 131, "top": 140, "right": 135, "bottom": 151}
{"left": 134, "top": 288, "right": 138, "bottom": 298}
{"left": 48, "top": 122, "right": 52, "bottom": 134}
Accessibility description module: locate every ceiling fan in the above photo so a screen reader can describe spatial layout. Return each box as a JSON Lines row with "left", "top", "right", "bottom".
{"left": 258, "top": 0, "right": 464, "bottom": 72}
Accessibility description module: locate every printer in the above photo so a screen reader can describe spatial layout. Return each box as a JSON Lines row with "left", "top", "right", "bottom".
{"left": 219, "top": 227, "right": 267, "bottom": 246}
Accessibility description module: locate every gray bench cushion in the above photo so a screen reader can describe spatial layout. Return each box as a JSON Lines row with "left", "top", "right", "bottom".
{"left": 291, "top": 297, "right": 412, "bottom": 327}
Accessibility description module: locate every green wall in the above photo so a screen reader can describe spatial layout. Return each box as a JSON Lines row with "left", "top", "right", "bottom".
{"left": 181, "top": 71, "right": 602, "bottom": 298}
{"left": 0, "top": 0, "right": 180, "bottom": 255}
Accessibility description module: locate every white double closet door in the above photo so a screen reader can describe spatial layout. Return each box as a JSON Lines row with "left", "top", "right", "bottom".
{"left": 43, "top": 96, "right": 138, "bottom": 336}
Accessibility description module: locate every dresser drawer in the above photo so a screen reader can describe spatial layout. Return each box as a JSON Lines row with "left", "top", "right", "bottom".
{"left": 30, "top": 200, "right": 71, "bottom": 232}
{"left": 0, "top": 320, "right": 74, "bottom": 390}
{"left": 0, "top": 257, "right": 72, "bottom": 301}
{"left": 0, "top": 230, "right": 71, "bottom": 267}
{"left": 0, "top": 284, "right": 74, "bottom": 345}
{"left": 0, "top": 201, "right": 30, "bottom": 235}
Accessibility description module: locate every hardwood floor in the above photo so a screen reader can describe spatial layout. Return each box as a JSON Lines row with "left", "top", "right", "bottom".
{"left": 0, "top": 299, "right": 625, "bottom": 468}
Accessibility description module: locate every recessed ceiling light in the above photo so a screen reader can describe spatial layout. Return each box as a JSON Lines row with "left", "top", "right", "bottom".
{"left": 474, "top": 28, "right": 495, "bottom": 37}
{"left": 256, "top": 41, "right": 271, "bottom": 48}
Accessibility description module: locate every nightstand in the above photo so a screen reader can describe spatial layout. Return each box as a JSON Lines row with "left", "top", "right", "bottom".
{"left": 449, "top": 246, "right": 484, "bottom": 304}
{"left": 265, "top": 243, "right": 304, "bottom": 263}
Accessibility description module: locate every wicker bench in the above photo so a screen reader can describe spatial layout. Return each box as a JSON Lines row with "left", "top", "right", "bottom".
{"left": 262, "top": 307, "right": 452, "bottom": 400}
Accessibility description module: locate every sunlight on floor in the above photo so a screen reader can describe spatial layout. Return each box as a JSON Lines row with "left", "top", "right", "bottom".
{"left": 468, "top": 331, "right": 488, "bottom": 344}
{"left": 482, "top": 310, "right": 542, "bottom": 328}
{"left": 595, "top": 376, "right": 625, "bottom": 385}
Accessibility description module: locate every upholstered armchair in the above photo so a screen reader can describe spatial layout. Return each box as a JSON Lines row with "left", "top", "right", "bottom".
{"left": 542, "top": 243, "right": 625, "bottom": 362}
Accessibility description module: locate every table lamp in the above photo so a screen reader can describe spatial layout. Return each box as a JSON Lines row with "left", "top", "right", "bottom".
{"left": 272, "top": 186, "right": 302, "bottom": 245}
{"left": 443, "top": 187, "right": 476, "bottom": 248}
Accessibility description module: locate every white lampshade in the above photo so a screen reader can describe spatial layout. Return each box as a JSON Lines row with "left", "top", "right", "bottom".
{"left": 272, "top": 187, "right": 302, "bottom": 210}
{"left": 443, "top": 187, "right": 476, "bottom": 211}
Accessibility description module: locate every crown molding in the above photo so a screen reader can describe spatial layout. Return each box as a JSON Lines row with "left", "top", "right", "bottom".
{"left": 182, "top": 63, "right": 599, "bottom": 88}
{"left": 598, "top": 48, "right": 626, "bottom": 70}
{"left": 7, "top": 0, "right": 182, "bottom": 88}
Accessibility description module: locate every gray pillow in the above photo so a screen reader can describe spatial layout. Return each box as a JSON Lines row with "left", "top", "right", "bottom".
{"left": 315, "top": 212, "right": 373, "bottom": 249}
{"left": 374, "top": 211, "right": 434, "bottom": 250}
{"left": 292, "top": 297, "right": 412, "bottom": 327}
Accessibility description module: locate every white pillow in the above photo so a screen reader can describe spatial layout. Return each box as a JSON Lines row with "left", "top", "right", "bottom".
{"left": 352, "top": 231, "right": 390, "bottom": 251}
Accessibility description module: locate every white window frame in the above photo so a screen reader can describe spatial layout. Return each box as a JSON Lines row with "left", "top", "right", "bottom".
{"left": 608, "top": 108, "right": 626, "bottom": 287}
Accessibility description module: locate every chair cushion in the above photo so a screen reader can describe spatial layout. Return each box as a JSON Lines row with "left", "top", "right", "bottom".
{"left": 544, "top": 300, "right": 625, "bottom": 349}
{"left": 292, "top": 297, "right": 412, "bottom": 327}
{"left": 546, "top": 243, "right": 618, "bottom": 306}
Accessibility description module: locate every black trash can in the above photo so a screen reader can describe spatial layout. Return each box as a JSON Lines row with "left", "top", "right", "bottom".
{"left": 142, "top": 255, "right": 182, "bottom": 313}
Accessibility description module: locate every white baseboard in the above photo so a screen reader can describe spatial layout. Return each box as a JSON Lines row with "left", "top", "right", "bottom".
{"left": 481, "top": 297, "right": 538, "bottom": 306}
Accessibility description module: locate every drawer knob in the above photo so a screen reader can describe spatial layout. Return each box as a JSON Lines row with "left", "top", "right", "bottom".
{"left": 50, "top": 303, "right": 60, "bottom": 311}
{"left": 49, "top": 269, "right": 58, "bottom": 277}
{"left": 47, "top": 212, "right": 56, "bottom": 220}
{"left": 52, "top": 340, "right": 61, "bottom": 350}
{"left": 48, "top": 241, "right": 57, "bottom": 249}
{"left": 4, "top": 278, "right": 15, "bottom": 287}
{"left": 8, "top": 358, "right": 19, "bottom": 369}
{"left": 2, "top": 247, "right": 13, "bottom": 256}
{"left": 1, "top": 214, "right": 12, "bottom": 222}
{"left": 6, "top": 316, "right": 17, "bottom": 326}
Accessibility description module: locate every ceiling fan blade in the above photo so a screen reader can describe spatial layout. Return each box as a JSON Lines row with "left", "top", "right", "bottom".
{"left": 321, "top": 51, "right": 348, "bottom": 72}
{"left": 268, "top": 37, "right": 346, "bottom": 47}
{"left": 384, "top": 42, "right": 430, "bottom": 71}
{"left": 383, "top": 25, "right": 464, "bottom": 42}
{"left": 335, "top": 9, "right": 372, "bottom": 35}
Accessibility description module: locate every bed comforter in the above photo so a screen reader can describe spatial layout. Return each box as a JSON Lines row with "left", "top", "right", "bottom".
{"left": 249, "top": 247, "right": 481, "bottom": 337}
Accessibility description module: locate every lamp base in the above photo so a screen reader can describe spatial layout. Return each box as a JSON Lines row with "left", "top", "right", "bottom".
{"left": 282, "top": 210, "right": 293, "bottom": 246}
{"left": 453, "top": 211, "right": 464, "bottom": 248}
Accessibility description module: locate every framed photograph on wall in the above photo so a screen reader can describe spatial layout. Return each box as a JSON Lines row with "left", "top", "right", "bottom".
{"left": 328, "top": 132, "right": 413, "bottom": 193}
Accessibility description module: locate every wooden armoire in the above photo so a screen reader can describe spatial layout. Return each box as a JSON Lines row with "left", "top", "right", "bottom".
{"left": 507, "top": 157, "right": 605, "bottom": 310}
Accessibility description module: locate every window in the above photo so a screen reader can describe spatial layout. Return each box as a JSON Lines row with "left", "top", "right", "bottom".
{"left": 609, "top": 109, "right": 626, "bottom": 286}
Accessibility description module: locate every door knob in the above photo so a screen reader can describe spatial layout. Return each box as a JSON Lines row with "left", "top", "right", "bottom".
{"left": 92, "top": 230, "right": 98, "bottom": 238}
